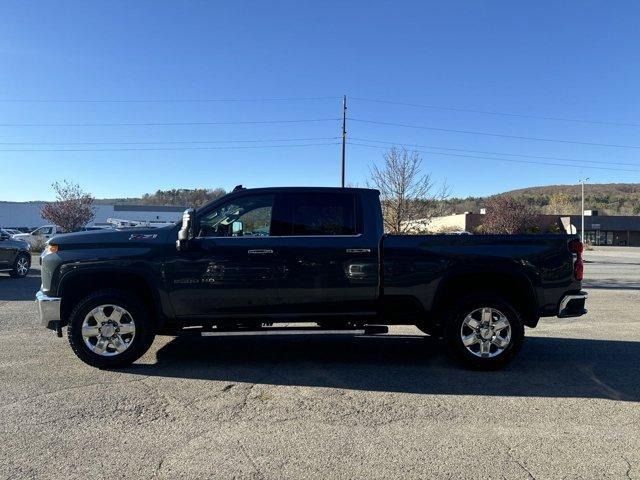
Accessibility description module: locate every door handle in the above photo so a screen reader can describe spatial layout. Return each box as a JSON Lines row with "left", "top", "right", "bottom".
{"left": 248, "top": 249, "right": 274, "bottom": 255}
{"left": 346, "top": 248, "right": 371, "bottom": 253}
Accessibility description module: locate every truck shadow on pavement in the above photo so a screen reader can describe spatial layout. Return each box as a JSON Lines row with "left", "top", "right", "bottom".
{"left": 583, "top": 279, "right": 640, "bottom": 290}
{"left": 126, "top": 333, "right": 640, "bottom": 401}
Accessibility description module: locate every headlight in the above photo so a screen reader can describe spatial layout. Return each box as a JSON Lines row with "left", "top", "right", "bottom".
{"left": 43, "top": 244, "right": 59, "bottom": 255}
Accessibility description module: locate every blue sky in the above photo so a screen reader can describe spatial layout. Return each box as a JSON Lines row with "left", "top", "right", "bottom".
{"left": 1, "top": 1, "right": 639, "bottom": 201}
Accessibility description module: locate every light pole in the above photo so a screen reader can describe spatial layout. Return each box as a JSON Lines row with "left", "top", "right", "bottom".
{"left": 341, "top": 95, "right": 347, "bottom": 187}
{"left": 580, "top": 177, "right": 589, "bottom": 242}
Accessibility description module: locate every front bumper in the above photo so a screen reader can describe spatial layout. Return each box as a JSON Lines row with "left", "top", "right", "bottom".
{"left": 36, "top": 290, "right": 61, "bottom": 329}
{"left": 558, "top": 291, "right": 588, "bottom": 318}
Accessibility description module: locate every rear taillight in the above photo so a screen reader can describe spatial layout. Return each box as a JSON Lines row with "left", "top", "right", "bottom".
{"left": 568, "top": 239, "right": 583, "bottom": 255}
{"left": 568, "top": 240, "right": 584, "bottom": 281}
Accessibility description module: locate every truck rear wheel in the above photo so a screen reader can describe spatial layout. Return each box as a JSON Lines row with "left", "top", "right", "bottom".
{"left": 443, "top": 294, "right": 524, "bottom": 370}
{"left": 67, "top": 289, "right": 156, "bottom": 369}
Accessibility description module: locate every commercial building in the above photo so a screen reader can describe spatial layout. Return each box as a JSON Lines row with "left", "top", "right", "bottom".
{"left": 560, "top": 212, "right": 640, "bottom": 246}
{"left": 409, "top": 209, "right": 640, "bottom": 246}
{"left": 0, "top": 202, "right": 185, "bottom": 230}
{"left": 406, "top": 212, "right": 561, "bottom": 235}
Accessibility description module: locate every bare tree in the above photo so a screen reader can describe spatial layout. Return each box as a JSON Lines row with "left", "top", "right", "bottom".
{"left": 369, "top": 146, "right": 448, "bottom": 234}
{"left": 41, "top": 180, "right": 96, "bottom": 232}
{"left": 480, "top": 196, "right": 537, "bottom": 234}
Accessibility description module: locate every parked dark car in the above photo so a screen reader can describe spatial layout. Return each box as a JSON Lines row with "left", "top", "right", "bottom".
{"left": 36, "top": 187, "right": 587, "bottom": 370}
{"left": 0, "top": 229, "right": 31, "bottom": 278}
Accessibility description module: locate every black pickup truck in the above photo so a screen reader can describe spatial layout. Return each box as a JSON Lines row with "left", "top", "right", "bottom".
{"left": 36, "top": 186, "right": 587, "bottom": 369}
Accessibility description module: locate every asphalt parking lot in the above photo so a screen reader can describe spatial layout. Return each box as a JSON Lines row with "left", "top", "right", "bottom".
{"left": 1, "top": 249, "right": 638, "bottom": 479}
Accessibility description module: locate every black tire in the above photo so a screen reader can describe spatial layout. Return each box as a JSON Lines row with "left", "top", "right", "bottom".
{"left": 9, "top": 253, "right": 30, "bottom": 278}
{"left": 67, "top": 289, "right": 156, "bottom": 369}
{"left": 443, "top": 294, "right": 524, "bottom": 370}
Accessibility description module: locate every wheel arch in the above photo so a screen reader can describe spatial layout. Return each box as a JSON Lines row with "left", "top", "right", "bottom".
{"left": 430, "top": 270, "right": 539, "bottom": 330}
{"left": 59, "top": 268, "right": 165, "bottom": 328}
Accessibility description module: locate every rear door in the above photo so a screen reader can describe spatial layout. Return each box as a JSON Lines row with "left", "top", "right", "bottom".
{"left": 274, "top": 191, "right": 379, "bottom": 317}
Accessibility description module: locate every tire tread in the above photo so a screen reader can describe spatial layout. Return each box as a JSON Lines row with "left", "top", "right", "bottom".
{"left": 443, "top": 293, "right": 524, "bottom": 370}
{"left": 67, "top": 288, "right": 155, "bottom": 368}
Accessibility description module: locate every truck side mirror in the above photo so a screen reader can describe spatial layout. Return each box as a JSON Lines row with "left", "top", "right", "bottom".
{"left": 176, "top": 208, "right": 195, "bottom": 251}
{"left": 231, "top": 221, "right": 244, "bottom": 236}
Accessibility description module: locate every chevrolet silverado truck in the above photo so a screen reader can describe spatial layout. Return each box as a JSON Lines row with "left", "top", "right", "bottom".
{"left": 36, "top": 186, "right": 587, "bottom": 369}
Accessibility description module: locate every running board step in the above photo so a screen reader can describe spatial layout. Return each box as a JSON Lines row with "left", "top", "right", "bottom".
{"left": 200, "top": 325, "right": 388, "bottom": 337}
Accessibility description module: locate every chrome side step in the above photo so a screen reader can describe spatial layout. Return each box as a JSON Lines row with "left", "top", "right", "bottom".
{"left": 201, "top": 325, "right": 389, "bottom": 337}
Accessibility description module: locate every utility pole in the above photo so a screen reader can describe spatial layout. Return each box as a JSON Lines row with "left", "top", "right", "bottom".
{"left": 341, "top": 95, "right": 347, "bottom": 187}
{"left": 580, "top": 177, "right": 589, "bottom": 242}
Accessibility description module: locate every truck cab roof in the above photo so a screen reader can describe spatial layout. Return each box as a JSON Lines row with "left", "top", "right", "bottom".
{"left": 197, "top": 186, "right": 380, "bottom": 211}
{"left": 230, "top": 186, "right": 379, "bottom": 194}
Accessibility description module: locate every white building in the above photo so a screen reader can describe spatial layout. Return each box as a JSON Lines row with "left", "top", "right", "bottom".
{"left": 0, "top": 202, "right": 186, "bottom": 230}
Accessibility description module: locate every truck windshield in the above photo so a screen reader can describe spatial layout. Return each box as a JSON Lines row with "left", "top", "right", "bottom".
{"left": 32, "top": 227, "right": 53, "bottom": 235}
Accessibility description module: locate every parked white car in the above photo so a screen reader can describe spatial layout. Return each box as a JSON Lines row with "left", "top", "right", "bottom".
{"left": 12, "top": 225, "right": 63, "bottom": 248}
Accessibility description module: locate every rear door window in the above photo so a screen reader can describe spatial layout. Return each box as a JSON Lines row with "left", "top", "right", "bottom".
{"left": 275, "top": 192, "right": 361, "bottom": 236}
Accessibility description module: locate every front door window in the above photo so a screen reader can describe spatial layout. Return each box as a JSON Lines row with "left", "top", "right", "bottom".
{"left": 198, "top": 195, "right": 274, "bottom": 238}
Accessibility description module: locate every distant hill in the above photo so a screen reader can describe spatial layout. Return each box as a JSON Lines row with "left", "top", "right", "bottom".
{"left": 442, "top": 183, "right": 640, "bottom": 216}
{"left": 96, "top": 188, "right": 227, "bottom": 207}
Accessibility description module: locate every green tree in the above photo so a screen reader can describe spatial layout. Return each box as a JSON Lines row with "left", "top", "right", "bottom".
{"left": 546, "top": 193, "right": 575, "bottom": 215}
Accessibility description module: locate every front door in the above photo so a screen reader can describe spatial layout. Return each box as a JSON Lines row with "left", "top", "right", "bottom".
{"left": 166, "top": 193, "right": 281, "bottom": 318}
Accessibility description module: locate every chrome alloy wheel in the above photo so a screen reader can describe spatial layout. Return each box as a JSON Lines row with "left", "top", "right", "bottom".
{"left": 81, "top": 305, "right": 136, "bottom": 356}
{"left": 460, "top": 307, "right": 512, "bottom": 358}
{"left": 16, "top": 257, "right": 29, "bottom": 276}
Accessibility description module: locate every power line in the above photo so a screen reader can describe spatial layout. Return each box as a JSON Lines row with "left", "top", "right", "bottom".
{"left": 0, "top": 142, "right": 340, "bottom": 153}
{"left": 350, "top": 137, "right": 640, "bottom": 167}
{"left": 0, "top": 96, "right": 341, "bottom": 104}
{"left": 348, "top": 142, "right": 640, "bottom": 173}
{"left": 0, "top": 118, "right": 340, "bottom": 127}
{"left": 350, "top": 118, "right": 640, "bottom": 149}
{"left": 0, "top": 136, "right": 339, "bottom": 146}
{"left": 4, "top": 94, "right": 635, "bottom": 129}
{"left": 350, "top": 96, "right": 640, "bottom": 128}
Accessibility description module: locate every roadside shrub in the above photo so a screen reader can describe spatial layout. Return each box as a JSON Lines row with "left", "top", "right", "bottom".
{"left": 479, "top": 196, "right": 537, "bottom": 234}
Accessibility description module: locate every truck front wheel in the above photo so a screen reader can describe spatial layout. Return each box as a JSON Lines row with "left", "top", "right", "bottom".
{"left": 444, "top": 294, "right": 524, "bottom": 370}
{"left": 67, "top": 289, "right": 156, "bottom": 369}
